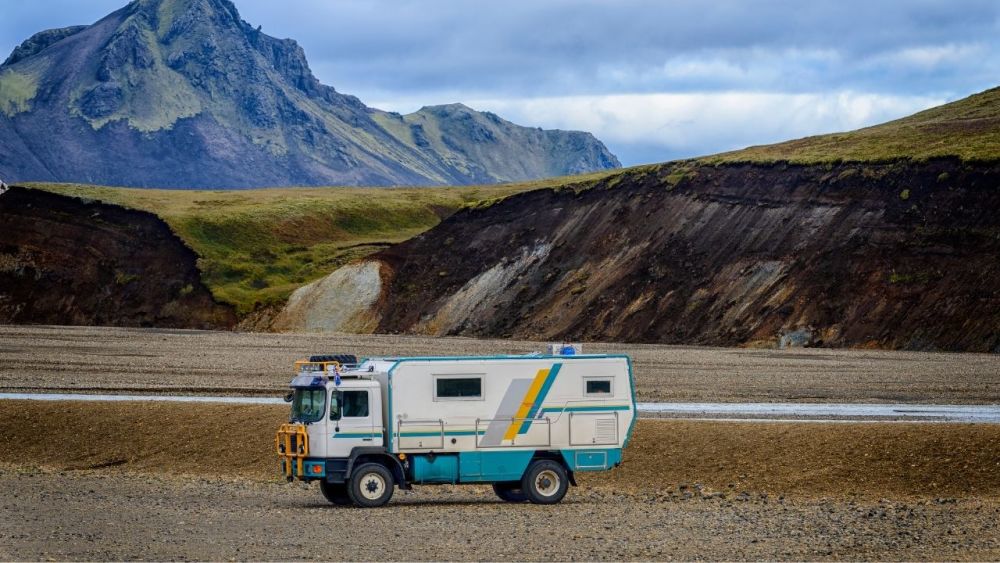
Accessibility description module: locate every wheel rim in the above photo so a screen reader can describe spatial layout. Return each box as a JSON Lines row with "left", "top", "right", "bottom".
{"left": 534, "top": 469, "right": 561, "bottom": 497}
{"left": 359, "top": 472, "right": 386, "bottom": 500}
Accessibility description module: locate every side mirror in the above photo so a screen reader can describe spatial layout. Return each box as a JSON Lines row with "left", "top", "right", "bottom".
{"left": 283, "top": 393, "right": 293, "bottom": 403}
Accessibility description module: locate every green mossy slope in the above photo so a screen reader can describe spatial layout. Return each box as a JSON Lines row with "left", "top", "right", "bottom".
{"left": 708, "top": 87, "right": 1000, "bottom": 164}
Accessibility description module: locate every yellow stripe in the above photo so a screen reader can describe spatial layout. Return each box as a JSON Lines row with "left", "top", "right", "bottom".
{"left": 502, "top": 368, "right": 550, "bottom": 441}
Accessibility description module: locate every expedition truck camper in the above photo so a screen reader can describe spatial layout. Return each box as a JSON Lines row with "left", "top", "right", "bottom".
{"left": 276, "top": 347, "right": 637, "bottom": 507}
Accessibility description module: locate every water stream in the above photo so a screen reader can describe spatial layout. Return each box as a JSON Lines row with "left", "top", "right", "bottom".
{"left": 3, "top": 392, "right": 998, "bottom": 423}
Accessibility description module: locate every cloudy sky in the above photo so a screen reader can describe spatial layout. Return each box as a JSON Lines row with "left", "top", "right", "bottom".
{"left": 3, "top": 0, "right": 998, "bottom": 165}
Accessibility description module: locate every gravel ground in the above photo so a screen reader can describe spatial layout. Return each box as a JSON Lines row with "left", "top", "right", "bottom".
{"left": 0, "top": 469, "right": 997, "bottom": 561}
{"left": 2, "top": 325, "right": 999, "bottom": 560}
{"left": 2, "top": 325, "right": 999, "bottom": 403}
{"left": 4, "top": 401, "right": 999, "bottom": 499}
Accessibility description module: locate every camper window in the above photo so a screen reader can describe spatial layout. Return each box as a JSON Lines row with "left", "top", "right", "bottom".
{"left": 434, "top": 376, "right": 483, "bottom": 400}
{"left": 584, "top": 377, "right": 613, "bottom": 396}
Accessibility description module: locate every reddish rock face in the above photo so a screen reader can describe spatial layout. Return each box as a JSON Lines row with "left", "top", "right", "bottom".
{"left": 359, "top": 159, "right": 1000, "bottom": 352}
{"left": 0, "top": 187, "right": 235, "bottom": 329}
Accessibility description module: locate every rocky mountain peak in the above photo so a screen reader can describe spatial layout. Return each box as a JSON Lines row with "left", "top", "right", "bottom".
{"left": 132, "top": 0, "right": 244, "bottom": 34}
{"left": 0, "top": 0, "right": 620, "bottom": 187}
{"left": 3, "top": 26, "right": 87, "bottom": 67}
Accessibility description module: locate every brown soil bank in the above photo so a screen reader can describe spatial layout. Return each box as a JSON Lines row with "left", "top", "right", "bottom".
{"left": 289, "top": 159, "right": 1000, "bottom": 352}
{"left": 0, "top": 187, "right": 235, "bottom": 328}
{"left": 2, "top": 400, "right": 998, "bottom": 499}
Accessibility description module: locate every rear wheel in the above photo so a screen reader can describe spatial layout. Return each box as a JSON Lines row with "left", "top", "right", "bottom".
{"left": 319, "top": 481, "right": 352, "bottom": 506}
{"left": 492, "top": 482, "right": 527, "bottom": 503}
{"left": 521, "top": 460, "right": 568, "bottom": 505}
{"left": 348, "top": 462, "right": 395, "bottom": 508}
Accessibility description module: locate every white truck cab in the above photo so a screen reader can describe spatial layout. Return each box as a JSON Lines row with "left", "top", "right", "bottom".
{"left": 276, "top": 348, "right": 637, "bottom": 507}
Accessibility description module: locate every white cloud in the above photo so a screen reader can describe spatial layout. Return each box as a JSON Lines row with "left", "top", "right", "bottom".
{"left": 593, "top": 48, "right": 843, "bottom": 92}
{"left": 878, "top": 43, "right": 985, "bottom": 69}
{"left": 3, "top": 1, "right": 992, "bottom": 166}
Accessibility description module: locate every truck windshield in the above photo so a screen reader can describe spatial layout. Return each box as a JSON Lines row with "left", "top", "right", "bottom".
{"left": 290, "top": 387, "right": 326, "bottom": 423}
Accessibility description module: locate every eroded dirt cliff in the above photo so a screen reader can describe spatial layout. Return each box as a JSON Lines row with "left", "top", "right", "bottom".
{"left": 280, "top": 159, "right": 1000, "bottom": 352}
{"left": 0, "top": 187, "right": 235, "bottom": 328}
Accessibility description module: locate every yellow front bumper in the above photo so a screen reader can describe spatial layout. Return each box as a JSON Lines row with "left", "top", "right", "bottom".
{"left": 275, "top": 423, "right": 309, "bottom": 477}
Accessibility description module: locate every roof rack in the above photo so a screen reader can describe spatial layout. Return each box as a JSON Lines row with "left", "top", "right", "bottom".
{"left": 295, "top": 360, "right": 341, "bottom": 374}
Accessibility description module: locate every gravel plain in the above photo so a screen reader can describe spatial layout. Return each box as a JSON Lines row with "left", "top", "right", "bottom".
{"left": 1, "top": 469, "right": 998, "bottom": 561}
{"left": 2, "top": 325, "right": 999, "bottom": 560}
{"left": 4, "top": 401, "right": 999, "bottom": 499}
{"left": 2, "top": 325, "right": 999, "bottom": 403}
{"left": 1, "top": 400, "right": 998, "bottom": 560}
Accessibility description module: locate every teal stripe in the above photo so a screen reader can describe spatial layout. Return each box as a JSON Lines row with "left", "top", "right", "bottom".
{"left": 332, "top": 432, "right": 380, "bottom": 439}
{"left": 518, "top": 363, "right": 562, "bottom": 434}
{"left": 400, "top": 430, "right": 486, "bottom": 437}
{"left": 391, "top": 354, "right": 624, "bottom": 363}
{"left": 388, "top": 363, "right": 396, "bottom": 452}
{"left": 541, "top": 405, "right": 630, "bottom": 413}
{"left": 624, "top": 356, "right": 638, "bottom": 448}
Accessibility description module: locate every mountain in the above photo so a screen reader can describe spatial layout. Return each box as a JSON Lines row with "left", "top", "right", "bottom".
{"left": 273, "top": 89, "right": 1000, "bottom": 352}
{"left": 0, "top": 0, "right": 619, "bottom": 188}
{"left": 710, "top": 86, "right": 1000, "bottom": 163}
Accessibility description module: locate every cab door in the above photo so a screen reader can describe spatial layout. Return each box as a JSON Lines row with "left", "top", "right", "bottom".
{"left": 329, "top": 385, "right": 383, "bottom": 457}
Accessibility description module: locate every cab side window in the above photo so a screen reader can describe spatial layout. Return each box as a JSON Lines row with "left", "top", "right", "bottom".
{"left": 342, "top": 390, "right": 369, "bottom": 418}
{"left": 329, "top": 392, "right": 341, "bottom": 420}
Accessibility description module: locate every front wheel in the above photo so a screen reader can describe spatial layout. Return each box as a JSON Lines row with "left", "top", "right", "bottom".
{"left": 492, "top": 482, "right": 527, "bottom": 503}
{"left": 348, "top": 463, "right": 395, "bottom": 508}
{"left": 319, "top": 481, "right": 352, "bottom": 506}
{"left": 521, "top": 460, "right": 569, "bottom": 504}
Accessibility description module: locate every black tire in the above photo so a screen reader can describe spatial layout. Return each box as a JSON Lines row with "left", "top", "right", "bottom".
{"left": 319, "top": 481, "right": 352, "bottom": 506}
{"left": 347, "top": 462, "right": 395, "bottom": 508}
{"left": 521, "top": 460, "right": 569, "bottom": 505}
{"left": 492, "top": 482, "right": 528, "bottom": 503}
{"left": 309, "top": 354, "right": 358, "bottom": 365}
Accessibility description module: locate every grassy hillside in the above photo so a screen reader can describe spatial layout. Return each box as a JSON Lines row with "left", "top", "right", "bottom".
{"left": 29, "top": 172, "right": 613, "bottom": 313}
{"left": 26, "top": 87, "right": 1000, "bottom": 317}
{"left": 707, "top": 86, "right": 1000, "bottom": 164}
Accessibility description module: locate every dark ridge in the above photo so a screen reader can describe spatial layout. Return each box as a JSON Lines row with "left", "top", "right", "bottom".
{"left": 0, "top": 186, "right": 236, "bottom": 328}
{"left": 365, "top": 159, "right": 1000, "bottom": 352}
